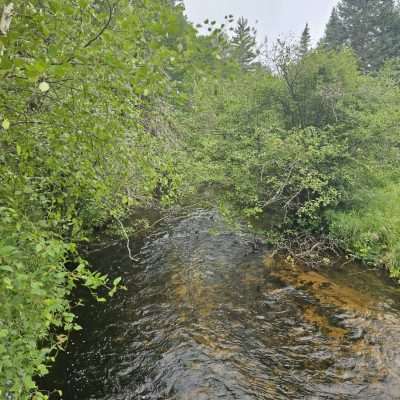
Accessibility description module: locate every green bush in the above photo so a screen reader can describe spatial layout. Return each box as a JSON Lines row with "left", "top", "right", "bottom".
{"left": 0, "top": 208, "right": 71, "bottom": 398}
{"left": 0, "top": 1, "right": 199, "bottom": 397}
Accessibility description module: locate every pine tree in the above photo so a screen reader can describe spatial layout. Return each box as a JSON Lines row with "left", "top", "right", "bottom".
{"left": 231, "top": 17, "right": 258, "bottom": 68}
{"left": 322, "top": 0, "right": 400, "bottom": 70}
{"left": 298, "top": 23, "right": 311, "bottom": 58}
{"left": 322, "top": 8, "right": 346, "bottom": 50}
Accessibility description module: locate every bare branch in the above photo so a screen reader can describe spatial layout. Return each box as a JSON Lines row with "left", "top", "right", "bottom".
{"left": 277, "top": 233, "right": 340, "bottom": 269}
{"left": 0, "top": 3, "right": 14, "bottom": 36}
{"left": 114, "top": 214, "right": 139, "bottom": 262}
{"left": 261, "top": 162, "right": 298, "bottom": 207}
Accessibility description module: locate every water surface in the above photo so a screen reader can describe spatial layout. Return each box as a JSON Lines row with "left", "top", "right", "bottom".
{"left": 43, "top": 211, "right": 400, "bottom": 399}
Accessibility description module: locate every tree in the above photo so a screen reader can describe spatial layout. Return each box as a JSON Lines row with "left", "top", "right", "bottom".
{"left": 322, "top": 8, "right": 345, "bottom": 50}
{"left": 322, "top": 0, "right": 400, "bottom": 71}
{"left": 231, "top": 17, "right": 258, "bottom": 68}
{"left": 272, "top": 38, "right": 359, "bottom": 128}
{"left": 298, "top": 23, "right": 311, "bottom": 58}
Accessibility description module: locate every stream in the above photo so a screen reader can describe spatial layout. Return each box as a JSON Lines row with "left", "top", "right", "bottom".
{"left": 42, "top": 210, "right": 400, "bottom": 399}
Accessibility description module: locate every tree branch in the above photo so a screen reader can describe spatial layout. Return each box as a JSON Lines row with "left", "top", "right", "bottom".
{"left": 114, "top": 214, "right": 139, "bottom": 262}
{"left": 0, "top": 3, "right": 14, "bottom": 36}
{"left": 83, "top": 0, "right": 114, "bottom": 48}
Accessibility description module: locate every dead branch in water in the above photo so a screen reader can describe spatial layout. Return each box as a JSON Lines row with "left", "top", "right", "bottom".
{"left": 277, "top": 232, "right": 340, "bottom": 268}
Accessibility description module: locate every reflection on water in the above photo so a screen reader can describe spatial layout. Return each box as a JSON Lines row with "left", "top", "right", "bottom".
{"left": 42, "top": 211, "right": 400, "bottom": 399}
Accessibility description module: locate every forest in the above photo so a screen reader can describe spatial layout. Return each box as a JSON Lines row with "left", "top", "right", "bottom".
{"left": 1, "top": 0, "right": 400, "bottom": 398}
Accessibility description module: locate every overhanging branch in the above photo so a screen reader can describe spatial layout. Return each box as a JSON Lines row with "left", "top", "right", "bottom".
{"left": 83, "top": 0, "right": 114, "bottom": 48}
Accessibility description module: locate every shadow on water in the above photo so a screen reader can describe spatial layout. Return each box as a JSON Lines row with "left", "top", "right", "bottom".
{"left": 41, "top": 210, "right": 400, "bottom": 399}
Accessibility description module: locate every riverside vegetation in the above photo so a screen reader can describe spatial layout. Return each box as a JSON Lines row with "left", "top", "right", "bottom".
{"left": 0, "top": 0, "right": 400, "bottom": 398}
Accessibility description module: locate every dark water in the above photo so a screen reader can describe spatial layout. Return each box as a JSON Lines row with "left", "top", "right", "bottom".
{"left": 43, "top": 211, "right": 400, "bottom": 399}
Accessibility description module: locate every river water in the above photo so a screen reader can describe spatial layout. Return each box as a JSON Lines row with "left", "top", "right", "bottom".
{"left": 43, "top": 210, "right": 400, "bottom": 399}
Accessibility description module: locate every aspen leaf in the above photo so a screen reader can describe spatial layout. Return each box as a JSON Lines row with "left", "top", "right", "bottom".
{"left": 1, "top": 118, "right": 10, "bottom": 130}
{"left": 39, "top": 81, "right": 50, "bottom": 92}
{"left": 113, "top": 277, "right": 122, "bottom": 286}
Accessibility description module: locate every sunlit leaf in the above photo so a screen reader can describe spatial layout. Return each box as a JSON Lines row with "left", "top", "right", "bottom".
{"left": 39, "top": 81, "right": 50, "bottom": 92}
{"left": 1, "top": 118, "right": 10, "bottom": 130}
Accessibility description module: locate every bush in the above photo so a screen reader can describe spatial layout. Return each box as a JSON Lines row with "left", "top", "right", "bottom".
{"left": 0, "top": 208, "right": 71, "bottom": 398}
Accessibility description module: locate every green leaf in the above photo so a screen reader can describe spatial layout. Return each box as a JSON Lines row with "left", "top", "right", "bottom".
{"left": 39, "top": 81, "right": 50, "bottom": 92}
{"left": 113, "top": 277, "right": 122, "bottom": 286}
{"left": 26, "top": 59, "right": 48, "bottom": 81}
{"left": 96, "top": 297, "right": 107, "bottom": 303}
{"left": 1, "top": 118, "right": 10, "bottom": 130}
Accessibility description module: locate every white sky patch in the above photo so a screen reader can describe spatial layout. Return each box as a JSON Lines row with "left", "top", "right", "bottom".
{"left": 183, "top": 0, "right": 339, "bottom": 45}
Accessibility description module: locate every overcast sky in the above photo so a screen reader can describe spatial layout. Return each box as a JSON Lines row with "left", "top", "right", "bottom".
{"left": 183, "top": 0, "right": 339, "bottom": 45}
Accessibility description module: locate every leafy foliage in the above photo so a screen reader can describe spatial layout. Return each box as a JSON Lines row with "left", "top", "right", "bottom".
{"left": 182, "top": 28, "right": 400, "bottom": 273}
{"left": 1, "top": 1, "right": 400, "bottom": 397}
{"left": 0, "top": 0, "right": 200, "bottom": 397}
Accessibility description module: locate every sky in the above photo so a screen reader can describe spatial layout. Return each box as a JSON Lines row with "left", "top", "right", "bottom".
{"left": 183, "top": 0, "right": 339, "bottom": 45}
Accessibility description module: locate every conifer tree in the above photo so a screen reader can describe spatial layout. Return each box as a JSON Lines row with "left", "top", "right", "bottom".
{"left": 231, "top": 17, "right": 258, "bottom": 68}
{"left": 322, "top": 0, "right": 400, "bottom": 70}
{"left": 323, "top": 8, "right": 346, "bottom": 50}
{"left": 298, "top": 23, "right": 311, "bottom": 58}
